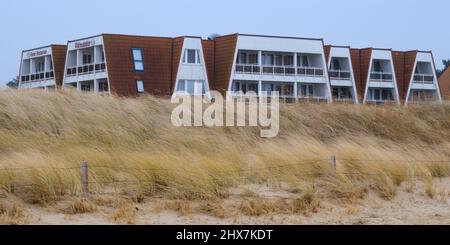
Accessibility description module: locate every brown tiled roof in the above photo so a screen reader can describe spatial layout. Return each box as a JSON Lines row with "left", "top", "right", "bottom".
{"left": 51, "top": 45, "right": 67, "bottom": 89}
{"left": 213, "top": 34, "right": 238, "bottom": 94}
{"left": 103, "top": 34, "right": 173, "bottom": 96}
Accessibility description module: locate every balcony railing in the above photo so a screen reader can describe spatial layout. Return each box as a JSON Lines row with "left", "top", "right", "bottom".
{"left": 21, "top": 70, "right": 54, "bottom": 83}
{"left": 365, "top": 99, "right": 397, "bottom": 105}
{"left": 370, "top": 72, "right": 393, "bottom": 82}
{"left": 413, "top": 74, "right": 434, "bottom": 84}
{"left": 262, "top": 65, "right": 296, "bottom": 76}
{"left": 235, "top": 64, "right": 324, "bottom": 77}
{"left": 66, "top": 62, "right": 106, "bottom": 77}
{"left": 230, "top": 93, "right": 328, "bottom": 103}
{"left": 329, "top": 70, "right": 351, "bottom": 80}
{"left": 235, "top": 64, "right": 260, "bottom": 74}
{"left": 297, "top": 67, "right": 324, "bottom": 77}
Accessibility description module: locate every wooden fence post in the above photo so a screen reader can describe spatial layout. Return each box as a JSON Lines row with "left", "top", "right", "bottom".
{"left": 82, "top": 160, "right": 89, "bottom": 195}
{"left": 331, "top": 155, "right": 337, "bottom": 171}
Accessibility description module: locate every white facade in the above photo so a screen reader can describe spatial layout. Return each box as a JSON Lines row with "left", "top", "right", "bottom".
{"left": 19, "top": 46, "right": 56, "bottom": 90}
{"left": 229, "top": 34, "right": 331, "bottom": 103}
{"left": 173, "top": 37, "right": 210, "bottom": 97}
{"left": 327, "top": 46, "right": 359, "bottom": 104}
{"left": 405, "top": 52, "right": 442, "bottom": 105}
{"left": 363, "top": 49, "right": 400, "bottom": 104}
{"left": 63, "top": 35, "right": 110, "bottom": 95}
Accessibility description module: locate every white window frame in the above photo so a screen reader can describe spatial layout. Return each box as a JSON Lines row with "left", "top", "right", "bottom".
{"left": 136, "top": 80, "right": 144, "bottom": 93}
{"left": 176, "top": 80, "right": 206, "bottom": 95}
{"left": 183, "top": 49, "right": 201, "bottom": 64}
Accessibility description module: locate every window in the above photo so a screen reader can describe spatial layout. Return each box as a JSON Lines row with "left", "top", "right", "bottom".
{"left": 275, "top": 55, "right": 283, "bottom": 66}
{"left": 373, "top": 61, "right": 382, "bottom": 72}
{"left": 37, "top": 61, "right": 44, "bottom": 72}
{"left": 262, "top": 54, "right": 273, "bottom": 65}
{"left": 183, "top": 49, "right": 201, "bottom": 64}
{"left": 300, "top": 84, "right": 314, "bottom": 97}
{"left": 248, "top": 53, "right": 258, "bottom": 64}
{"left": 50, "top": 60, "right": 53, "bottom": 70}
{"left": 237, "top": 52, "right": 247, "bottom": 64}
{"left": 177, "top": 80, "right": 206, "bottom": 95}
{"left": 302, "top": 56, "right": 309, "bottom": 67}
{"left": 332, "top": 59, "right": 341, "bottom": 70}
{"left": 177, "top": 80, "right": 185, "bottom": 92}
{"left": 298, "top": 55, "right": 310, "bottom": 67}
{"left": 284, "top": 56, "right": 294, "bottom": 66}
{"left": 99, "top": 80, "right": 109, "bottom": 92}
{"left": 83, "top": 53, "right": 92, "bottom": 64}
{"left": 132, "top": 48, "right": 144, "bottom": 71}
{"left": 136, "top": 80, "right": 144, "bottom": 93}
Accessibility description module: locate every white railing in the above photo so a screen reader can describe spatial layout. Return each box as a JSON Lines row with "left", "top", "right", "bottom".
{"left": 332, "top": 98, "right": 355, "bottom": 103}
{"left": 230, "top": 93, "right": 328, "bottom": 103}
{"left": 262, "top": 65, "right": 296, "bottom": 76}
{"left": 234, "top": 64, "right": 324, "bottom": 77}
{"left": 365, "top": 99, "right": 397, "bottom": 105}
{"left": 329, "top": 70, "right": 351, "bottom": 80}
{"left": 296, "top": 67, "right": 324, "bottom": 77}
{"left": 370, "top": 72, "right": 393, "bottom": 82}
{"left": 234, "top": 64, "right": 260, "bottom": 74}
{"left": 413, "top": 74, "right": 434, "bottom": 84}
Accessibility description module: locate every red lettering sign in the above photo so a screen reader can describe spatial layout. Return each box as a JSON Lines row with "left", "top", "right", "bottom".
{"left": 75, "top": 40, "right": 95, "bottom": 49}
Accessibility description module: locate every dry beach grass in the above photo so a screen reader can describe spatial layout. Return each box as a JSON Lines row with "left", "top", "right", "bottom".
{"left": 0, "top": 89, "right": 449, "bottom": 224}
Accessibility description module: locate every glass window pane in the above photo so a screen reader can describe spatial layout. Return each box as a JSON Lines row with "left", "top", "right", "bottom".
{"left": 136, "top": 80, "right": 144, "bottom": 93}
{"left": 302, "top": 56, "right": 309, "bottom": 67}
{"left": 187, "top": 80, "right": 195, "bottom": 94}
{"left": 133, "top": 49, "right": 142, "bottom": 61}
{"left": 177, "top": 80, "right": 185, "bottom": 92}
{"left": 134, "top": 61, "right": 144, "bottom": 71}
{"left": 187, "top": 50, "right": 196, "bottom": 63}
{"left": 197, "top": 51, "right": 201, "bottom": 64}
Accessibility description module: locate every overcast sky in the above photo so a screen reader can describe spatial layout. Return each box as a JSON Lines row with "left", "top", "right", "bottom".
{"left": 1, "top": 0, "right": 449, "bottom": 88}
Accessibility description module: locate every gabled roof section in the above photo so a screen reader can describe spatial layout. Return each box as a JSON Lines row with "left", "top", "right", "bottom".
{"left": 202, "top": 39, "right": 215, "bottom": 90}
{"left": 171, "top": 37, "right": 184, "bottom": 93}
{"left": 213, "top": 34, "right": 238, "bottom": 94}
{"left": 51, "top": 45, "right": 68, "bottom": 89}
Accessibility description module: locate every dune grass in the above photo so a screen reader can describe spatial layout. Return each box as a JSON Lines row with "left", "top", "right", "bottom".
{"left": 0, "top": 89, "right": 448, "bottom": 205}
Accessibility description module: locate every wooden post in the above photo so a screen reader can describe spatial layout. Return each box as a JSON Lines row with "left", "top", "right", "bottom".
{"left": 331, "top": 155, "right": 337, "bottom": 171}
{"left": 82, "top": 160, "right": 88, "bottom": 195}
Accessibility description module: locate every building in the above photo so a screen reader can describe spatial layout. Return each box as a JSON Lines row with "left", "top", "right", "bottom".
{"left": 324, "top": 45, "right": 359, "bottom": 104}
{"left": 18, "top": 45, "right": 67, "bottom": 90}
{"left": 350, "top": 48, "right": 401, "bottom": 105}
{"left": 18, "top": 33, "right": 444, "bottom": 105}
{"left": 438, "top": 67, "right": 450, "bottom": 101}
{"left": 217, "top": 34, "right": 331, "bottom": 103}
{"left": 393, "top": 50, "right": 441, "bottom": 105}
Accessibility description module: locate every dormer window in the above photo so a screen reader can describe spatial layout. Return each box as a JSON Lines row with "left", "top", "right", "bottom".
{"left": 183, "top": 49, "right": 201, "bottom": 64}
{"left": 373, "top": 61, "right": 382, "bottom": 72}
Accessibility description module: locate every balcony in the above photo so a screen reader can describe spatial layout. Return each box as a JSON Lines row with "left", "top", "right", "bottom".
{"left": 370, "top": 72, "right": 393, "bottom": 82}
{"left": 21, "top": 70, "right": 54, "bottom": 83}
{"left": 329, "top": 70, "right": 351, "bottom": 80}
{"left": 297, "top": 67, "right": 324, "bottom": 77}
{"left": 235, "top": 64, "right": 324, "bottom": 77}
{"left": 235, "top": 64, "right": 260, "bottom": 74}
{"left": 413, "top": 74, "right": 434, "bottom": 84}
{"left": 262, "top": 66, "right": 296, "bottom": 76}
{"left": 66, "top": 62, "right": 106, "bottom": 77}
{"left": 365, "top": 99, "right": 397, "bottom": 105}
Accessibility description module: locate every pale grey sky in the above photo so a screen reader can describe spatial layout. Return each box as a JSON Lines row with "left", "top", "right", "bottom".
{"left": 1, "top": 0, "right": 449, "bottom": 87}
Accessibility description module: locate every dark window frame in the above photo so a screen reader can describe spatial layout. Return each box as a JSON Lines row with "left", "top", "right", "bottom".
{"left": 132, "top": 48, "right": 144, "bottom": 72}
